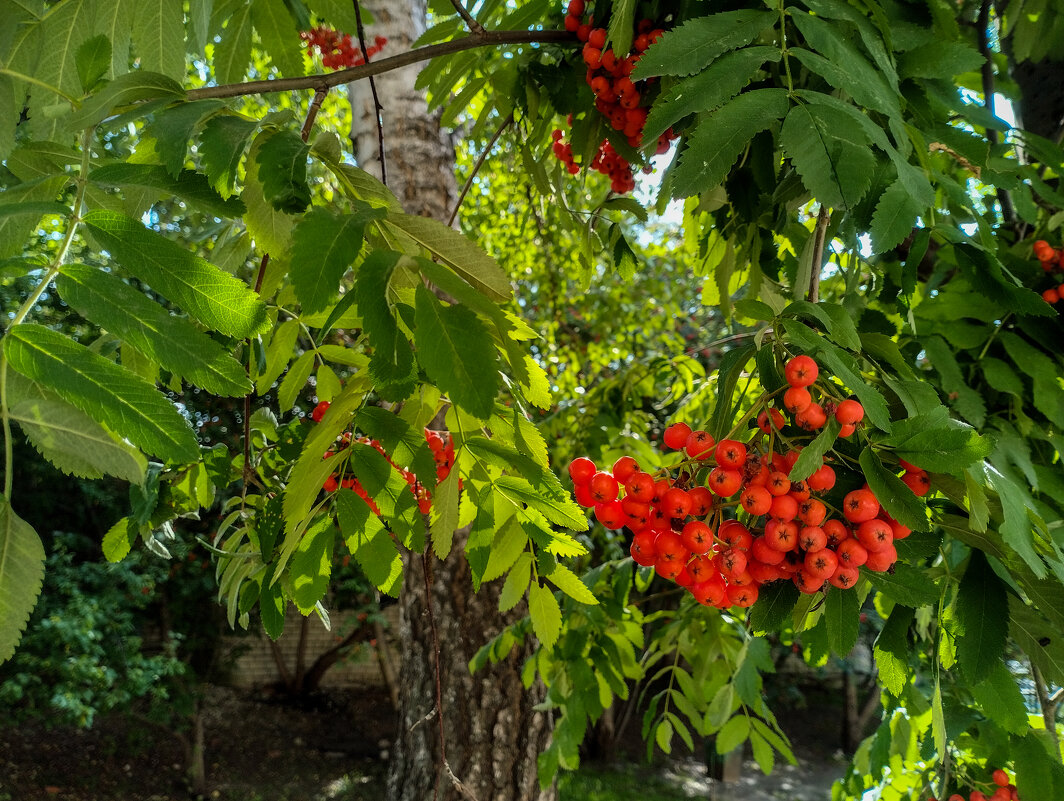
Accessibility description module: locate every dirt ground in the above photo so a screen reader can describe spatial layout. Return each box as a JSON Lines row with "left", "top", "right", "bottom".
{"left": 0, "top": 684, "right": 848, "bottom": 801}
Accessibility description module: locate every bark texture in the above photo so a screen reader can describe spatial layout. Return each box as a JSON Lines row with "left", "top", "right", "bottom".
{"left": 347, "top": 2, "right": 556, "bottom": 798}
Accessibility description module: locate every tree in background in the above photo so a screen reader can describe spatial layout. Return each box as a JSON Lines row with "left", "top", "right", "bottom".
{"left": 0, "top": 1, "right": 1063, "bottom": 800}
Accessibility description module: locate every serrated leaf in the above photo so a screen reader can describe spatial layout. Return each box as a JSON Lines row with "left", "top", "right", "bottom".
{"left": 789, "top": 417, "right": 841, "bottom": 482}
{"left": 336, "top": 489, "right": 402, "bottom": 596}
{"left": 632, "top": 10, "right": 776, "bottom": 79}
{"left": 859, "top": 447, "right": 930, "bottom": 532}
{"left": 672, "top": 89, "right": 790, "bottom": 198}
{"left": 898, "top": 41, "right": 984, "bottom": 79}
{"left": 102, "top": 516, "right": 138, "bottom": 563}
{"left": 132, "top": 0, "right": 185, "bottom": 79}
{"left": 874, "top": 605, "right": 913, "bottom": 696}
{"left": 749, "top": 580, "right": 799, "bottom": 633}
{"left": 354, "top": 250, "right": 415, "bottom": 389}
{"left": 643, "top": 47, "right": 780, "bottom": 144}
{"left": 68, "top": 71, "right": 185, "bottom": 130}
{"left": 76, "top": 33, "right": 111, "bottom": 91}
{"left": 5, "top": 324, "right": 199, "bottom": 463}
{"left": 290, "top": 516, "right": 335, "bottom": 613}
{"left": 881, "top": 414, "right": 991, "bottom": 474}
{"left": 88, "top": 163, "right": 246, "bottom": 218}
{"left": 716, "top": 715, "right": 750, "bottom": 754}
{"left": 528, "top": 581, "right": 561, "bottom": 649}
{"left": 290, "top": 207, "right": 377, "bottom": 313}
{"left": 277, "top": 350, "right": 314, "bottom": 412}
{"left": 430, "top": 468, "right": 461, "bottom": 560}
{"left": 386, "top": 214, "right": 512, "bottom": 303}
{"left": 82, "top": 210, "right": 269, "bottom": 338}
{"left": 254, "top": 129, "right": 311, "bottom": 213}
{"left": 482, "top": 517, "right": 528, "bottom": 583}
{"left": 870, "top": 178, "right": 923, "bottom": 253}
{"left": 971, "top": 659, "right": 1030, "bottom": 734}
{"left": 57, "top": 264, "right": 251, "bottom": 396}
{"left": 259, "top": 570, "right": 286, "bottom": 639}
{"left": 1010, "top": 598, "right": 1064, "bottom": 685}
{"left": 546, "top": 563, "right": 598, "bottom": 605}
{"left": 498, "top": 552, "right": 532, "bottom": 612}
{"left": 779, "top": 102, "right": 874, "bottom": 209}
{"left": 145, "top": 99, "right": 226, "bottom": 177}
{"left": 414, "top": 285, "right": 499, "bottom": 420}
{"left": 214, "top": 2, "right": 253, "bottom": 84}
{"left": 198, "top": 113, "right": 259, "bottom": 198}
{"left": 824, "top": 586, "right": 859, "bottom": 655}
{"left": 0, "top": 494, "right": 45, "bottom": 664}
{"left": 864, "top": 563, "right": 938, "bottom": 607}
{"left": 493, "top": 475, "right": 588, "bottom": 532}
{"left": 990, "top": 470, "right": 1045, "bottom": 579}
{"left": 251, "top": 0, "right": 305, "bottom": 77}
{"left": 7, "top": 370, "right": 147, "bottom": 483}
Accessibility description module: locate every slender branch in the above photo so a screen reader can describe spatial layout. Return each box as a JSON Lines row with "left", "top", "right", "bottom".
{"left": 351, "top": 0, "right": 389, "bottom": 185}
{"left": 976, "top": 0, "right": 1017, "bottom": 227}
{"left": 449, "top": 0, "right": 486, "bottom": 34}
{"left": 242, "top": 253, "right": 270, "bottom": 502}
{"left": 1033, "top": 664, "right": 1063, "bottom": 759}
{"left": 301, "top": 87, "right": 328, "bottom": 142}
{"left": 186, "top": 31, "right": 575, "bottom": 101}
{"left": 447, "top": 110, "right": 514, "bottom": 227}
{"left": 809, "top": 205, "right": 830, "bottom": 303}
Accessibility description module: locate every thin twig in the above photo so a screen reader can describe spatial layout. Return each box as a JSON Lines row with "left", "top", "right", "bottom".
{"left": 976, "top": 0, "right": 1017, "bottom": 227}
{"left": 187, "top": 30, "right": 575, "bottom": 101}
{"left": 243, "top": 253, "right": 270, "bottom": 503}
{"left": 301, "top": 87, "right": 328, "bottom": 142}
{"left": 1032, "top": 664, "right": 1062, "bottom": 760}
{"left": 449, "top": 0, "right": 486, "bottom": 34}
{"left": 447, "top": 110, "right": 514, "bottom": 227}
{"left": 809, "top": 206, "right": 830, "bottom": 303}
{"left": 351, "top": 0, "right": 388, "bottom": 185}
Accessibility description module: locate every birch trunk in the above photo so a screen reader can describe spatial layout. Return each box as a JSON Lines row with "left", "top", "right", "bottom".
{"left": 347, "top": 3, "right": 556, "bottom": 798}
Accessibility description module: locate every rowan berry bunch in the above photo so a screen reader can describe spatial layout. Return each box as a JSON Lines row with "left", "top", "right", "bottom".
{"left": 1033, "top": 239, "right": 1064, "bottom": 305}
{"left": 929, "top": 767, "right": 1022, "bottom": 801}
{"left": 300, "top": 26, "right": 387, "bottom": 70}
{"left": 310, "top": 401, "right": 454, "bottom": 514}
{"left": 549, "top": 0, "right": 679, "bottom": 193}
{"left": 568, "top": 353, "right": 924, "bottom": 609}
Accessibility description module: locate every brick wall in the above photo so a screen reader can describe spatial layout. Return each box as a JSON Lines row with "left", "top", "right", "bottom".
{"left": 222, "top": 603, "right": 400, "bottom": 689}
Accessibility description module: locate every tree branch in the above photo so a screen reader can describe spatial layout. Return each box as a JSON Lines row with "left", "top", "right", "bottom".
{"left": 1033, "top": 664, "right": 1062, "bottom": 759}
{"left": 809, "top": 205, "right": 830, "bottom": 304}
{"left": 976, "top": 0, "right": 1017, "bottom": 228}
{"left": 447, "top": 110, "right": 513, "bottom": 227}
{"left": 351, "top": 0, "right": 388, "bottom": 185}
{"left": 187, "top": 31, "right": 575, "bottom": 101}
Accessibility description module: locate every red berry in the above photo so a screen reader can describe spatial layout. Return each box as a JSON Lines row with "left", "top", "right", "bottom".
{"left": 783, "top": 386, "right": 812, "bottom": 413}
{"left": 589, "top": 471, "right": 620, "bottom": 503}
{"left": 681, "top": 521, "right": 713, "bottom": 554}
{"left": 612, "top": 455, "right": 640, "bottom": 483}
{"left": 569, "top": 456, "right": 596, "bottom": 484}
{"left": 708, "top": 467, "right": 743, "bottom": 497}
{"left": 784, "top": 355, "right": 819, "bottom": 387}
{"left": 836, "top": 538, "right": 868, "bottom": 567}
{"left": 804, "top": 547, "right": 838, "bottom": 579}
{"left": 685, "top": 429, "right": 715, "bottom": 459}
{"left": 842, "top": 488, "right": 880, "bottom": 523}
{"left": 687, "top": 486, "right": 714, "bottom": 516}
{"left": 992, "top": 769, "right": 1009, "bottom": 787}
{"left": 806, "top": 463, "right": 836, "bottom": 491}
{"left": 588, "top": 27, "right": 606, "bottom": 48}
{"left": 863, "top": 542, "right": 897, "bottom": 572}
{"left": 856, "top": 518, "right": 894, "bottom": 552}
{"left": 740, "top": 485, "right": 772, "bottom": 516}
{"left": 624, "top": 471, "right": 655, "bottom": 501}
{"left": 594, "top": 500, "right": 627, "bottom": 529}
{"left": 715, "top": 439, "right": 747, "bottom": 469}
{"left": 835, "top": 399, "right": 864, "bottom": 425}
{"left": 901, "top": 470, "right": 931, "bottom": 497}
{"left": 663, "top": 422, "right": 692, "bottom": 450}
{"left": 311, "top": 400, "right": 331, "bottom": 422}
{"left": 661, "top": 487, "right": 693, "bottom": 518}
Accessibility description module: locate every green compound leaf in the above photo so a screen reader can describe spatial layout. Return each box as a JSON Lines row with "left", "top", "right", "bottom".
{"left": 5, "top": 324, "right": 199, "bottom": 464}
{"left": 672, "top": 89, "right": 790, "bottom": 198}
{"left": 954, "top": 550, "right": 1008, "bottom": 684}
{"left": 145, "top": 99, "right": 226, "bottom": 177}
{"left": 528, "top": 581, "right": 562, "bottom": 650}
{"left": 82, "top": 210, "right": 269, "bottom": 339}
{"left": 824, "top": 585, "right": 859, "bottom": 655}
{"left": 7, "top": 370, "right": 147, "bottom": 484}
{"left": 869, "top": 178, "right": 923, "bottom": 254}
{"left": 290, "top": 517, "right": 335, "bottom": 613}
{"left": 251, "top": 0, "right": 306, "bottom": 77}
{"left": 88, "top": 163, "right": 246, "bottom": 218}
{"left": 253, "top": 128, "right": 311, "bottom": 213}
{"left": 632, "top": 10, "right": 777, "bottom": 79}
{"left": 198, "top": 113, "right": 259, "bottom": 198}
{"left": 546, "top": 563, "right": 598, "bottom": 605}
{"left": 970, "top": 658, "right": 1030, "bottom": 735}
{"left": 354, "top": 250, "right": 415, "bottom": 392}
{"left": 859, "top": 447, "right": 930, "bottom": 532}
{"left": 131, "top": 0, "right": 186, "bottom": 80}
{"left": 779, "top": 102, "right": 874, "bottom": 209}
{"left": 75, "top": 33, "right": 111, "bottom": 92}
{"left": 214, "top": 2, "right": 254, "bottom": 84}
{"left": 0, "top": 494, "right": 45, "bottom": 664}
{"left": 289, "top": 206, "right": 381, "bottom": 313}
{"left": 413, "top": 285, "right": 500, "bottom": 421}
{"left": 874, "top": 605, "right": 913, "bottom": 696}
{"left": 68, "top": 71, "right": 185, "bottom": 130}
{"left": 336, "top": 489, "right": 402, "bottom": 596}
{"left": 643, "top": 47, "right": 781, "bottom": 144}
{"left": 57, "top": 264, "right": 251, "bottom": 396}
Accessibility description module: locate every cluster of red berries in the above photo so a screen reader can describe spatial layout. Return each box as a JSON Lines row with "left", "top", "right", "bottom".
{"left": 300, "top": 26, "right": 387, "bottom": 70}
{"left": 568, "top": 354, "right": 923, "bottom": 608}
{"left": 310, "top": 401, "right": 454, "bottom": 514}
{"left": 550, "top": 0, "right": 678, "bottom": 193}
{"left": 1033, "top": 240, "right": 1064, "bottom": 305}
{"left": 929, "top": 768, "right": 1021, "bottom": 801}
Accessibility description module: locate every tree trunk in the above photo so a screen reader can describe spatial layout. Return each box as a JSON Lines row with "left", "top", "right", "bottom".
{"left": 347, "top": 4, "right": 556, "bottom": 799}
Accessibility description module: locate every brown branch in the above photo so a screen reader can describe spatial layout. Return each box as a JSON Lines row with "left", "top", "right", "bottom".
{"left": 423, "top": 550, "right": 448, "bottom": 801}
{"left": 301, "top": 87, "right": 328, "bottom": 142}
{"left": 449, "top": 0, "right": 486, "bottom": 35}
{"left": 351, "top": 0, "right": 388, "bottom": 185}
{"left": 186, "top": 30, "right": 575, "bottom": 101}
{"left": 268, "top": 637, "right": 293, "bottom": 689}
{"left": 976, "top": 0, "right": 1017, "bottom": 227}
{"left": 809, "top": 205, "right": 830, "bottom": 303}
{"left": 1032, "top": 664, "right": 1062, "bottom": 760}
{"left": 447, "top": 110, "right": 514, "bottom": 227}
